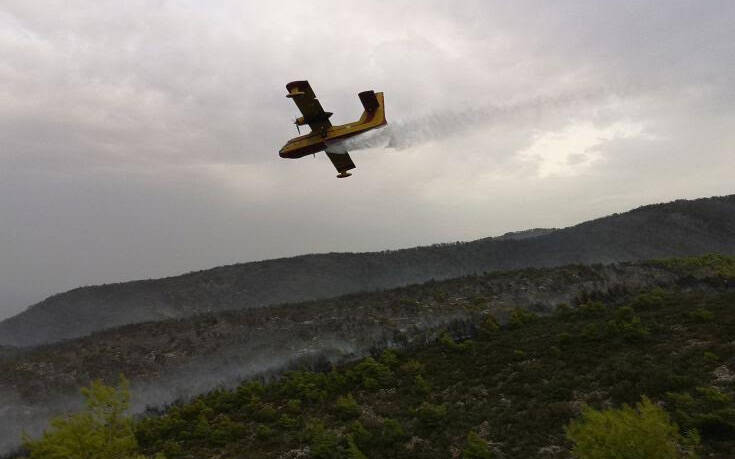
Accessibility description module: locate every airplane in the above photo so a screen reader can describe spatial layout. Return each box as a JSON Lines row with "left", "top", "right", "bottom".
{"left": 279, "top": 80, "right": 387, "bottom": 178}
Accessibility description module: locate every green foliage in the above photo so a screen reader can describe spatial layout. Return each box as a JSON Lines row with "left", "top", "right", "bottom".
{"left": 479, "top": 314, "right": 500, "bottom": 337}
{"left": 688, "top": 308, "right": 714, "bottom": 322}
{"left": 607, "top": 306, "right": 649, "bottom": 341}
{"left": 379, "top": 348, "right": 400, "bottom": 368}
{"left": 279, "top": 370, "right": 329, "bottom": 402}
{"left": 380, "top": 418, "right": 407, "bottom": 445}
{"left": 345, "top": 434, "right": 368, "bottom": 459}
{"left": 22, "top": 375, "right": 148, "bottom": 459}
{"left": 285, "top": 398, "right": 302, "bottom": 414}
{"left": 413, "top": 374, "right": 431, "bottom": 396}
{"left": 255, "top": 424, "right": 274, "bottom": 441}
{"left": 400, "top": 359, "right": 424, "bottom": 375}
{"left": 307, "top": 421, "right": 342, "bottom": 459}
{"left": 566, "top": 396, "right": 698, "bottom": 458}
{"left": 631, "top": 289, "right": 666, "bottom": 309}
{"left": 578, "top": 301, "right": 606, "bottom": 316}
{"left": 349, "top": 357, "right": 394, "bottom": 389}
{"left": 236, "top": 380, "right": 265, "bottom": 403}
{"left": 254, "top": 403, "right": 278, "bottom": 422}
{"left": 508, "top": 307, "right": 537, "bottom": 328}
{"left": 278, "top": 413, "right": 300, "bottom": 430}
{"left": 667, "top": 386, "right": 735, "bottom": 438}
{"left": 133, "top": 286, "right": 735, "bottom": 458}
{"left": 653, "top": 254, "right": 735, "bottom": 278}
{"left": 347, "top": 421, "right": 371, "bottom": 449}
{"left": 439, "top": 331, "right": 474, "bottom": 352}
{"left": 416, "top": 402, "right": 447, "bottom": 428}
{"left": 462, "top": 431, "right": 494, "bottom": 459}
{"left": 335, "top": 394, "right": 361, "bottom": 420}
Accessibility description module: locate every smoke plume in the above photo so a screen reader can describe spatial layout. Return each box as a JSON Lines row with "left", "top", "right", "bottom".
{"left": 326, "top": 91, "right": 602, "bottom": 153}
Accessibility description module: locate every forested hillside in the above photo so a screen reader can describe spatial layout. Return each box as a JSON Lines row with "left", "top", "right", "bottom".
{"left": 2, "top": 195, "right": 735, "bottom": 347}
{"left": 10, "top": 255, "right": 735, "bottom": 458}
{"left": 135, "top": 284, "right": 735, "bottom": 458}
{"left": 4, "top": 255, "right": 735, "bottom": 457}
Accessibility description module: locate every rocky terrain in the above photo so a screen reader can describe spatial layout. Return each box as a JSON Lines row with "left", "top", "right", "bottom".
{"left": 2, "top": 194, "right": 735, "bottom": 347}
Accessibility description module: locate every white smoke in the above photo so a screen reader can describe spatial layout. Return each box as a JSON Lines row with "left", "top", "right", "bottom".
{"left": 326, "top": 90, "right": 603, "bottom": 153}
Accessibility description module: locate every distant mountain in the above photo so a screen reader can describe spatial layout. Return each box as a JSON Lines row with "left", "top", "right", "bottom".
{"left": 1, "top": 194, "right": 734, "bottom": 347}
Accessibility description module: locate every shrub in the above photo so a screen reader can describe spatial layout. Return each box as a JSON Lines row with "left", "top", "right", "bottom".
{"left": 607, "top": 306, "right": 649, "bottom": 341}
{"left": 400, "top": 359, "right": 425, "bottom": 375}
{"left": 580, "top": 323, "right": 603, "bottom": 341}
{"left": 236, "top": 380, "right": 265, "bottom": 404}
{"left": 578, "top": 301, "right": 606, "bottom": 316}
{"left": 413, "top": 375, "right": 432, "bottom": 396}
{"left": 508, "top": 308, "right": 537, "bottom": 328}
{"left": 286, "top": 398, "right": 302, "bottom": 414}
{"left": 280, "top": 370, "right": 328, "bottom": 402}
{"left": 350, "top": 357, "right": 393, "bottom": 390}
{"left": 254, "top": 403, "right": 278, "bottom": 423}
{"left": 688, "top": 308, "right": 714, "bottom": 322}
{"left": 631, "top": 289, "right": 666, "bottom": 309}
{"left": 479, "top": 314, "right": 500, "bottom": 337}
{"left": 439, "top": 331, "right": 474, "bottom": 352}
{"left": 416, "top": 402, "right": 448, "bottom": 428}
{"left": 335, "top": 394, "right": 361, "bottom": 420}
{"left": 22, "top": 375, "right": 146, "bottom": 459}
{"left": 255, "top": 424, "right": 274, "bottom": 441}
{"left": 667, "top": 386, "right": 735, "bottom": 438}
{"left": 463, "top": 430, "right": 495, "bottom": 458}
{"left": 380, "top": 418, "right": 407, "bottom": 445}
{"left": 565, "top": 396, "right": 698, "bottom": 458}
{"left": 379, "top": 349, "right": 400, "bottom": 368}
{"left": 345, "top": 434, "right": 368, "bottom": 459}
{"left": 278, "top": 414, "right": 300, "bottom": 430}
{"left": 348, "top": 420, "right": 371, "bottom": 448}
{"left": 307, "top": 421, "right": 342, "bottom": 459}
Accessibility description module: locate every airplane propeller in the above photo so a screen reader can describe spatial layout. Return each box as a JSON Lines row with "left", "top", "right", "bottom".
{"left": 293, "top": 117, "right": 301, "bottom": 134}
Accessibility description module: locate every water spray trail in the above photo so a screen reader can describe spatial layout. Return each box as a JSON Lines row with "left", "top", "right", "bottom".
{"left": 329, "top": 90, "right": 602, "bottom": 153}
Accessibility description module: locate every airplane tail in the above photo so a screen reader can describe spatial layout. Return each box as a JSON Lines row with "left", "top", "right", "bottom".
{"left": 359, "top": 90, "right": 380, "bottom": 112}
{"left": 356, "top": 90, "right": 386, "bottom": 126}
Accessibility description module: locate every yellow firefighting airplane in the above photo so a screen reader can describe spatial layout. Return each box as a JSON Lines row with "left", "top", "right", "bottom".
{"left": 279, "top": 81, "right": 387, "bottom": 178}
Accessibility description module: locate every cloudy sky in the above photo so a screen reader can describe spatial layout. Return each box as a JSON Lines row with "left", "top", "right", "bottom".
{"left": 1, "top": 1, "right": 733, "bottom": 319}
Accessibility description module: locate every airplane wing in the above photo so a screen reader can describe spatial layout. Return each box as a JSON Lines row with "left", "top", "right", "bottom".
{"left": 286, "top": 81, "right": 333, "bottom": 136}
{"left": 326, "top": 152, "right": 356, "bottom": 178}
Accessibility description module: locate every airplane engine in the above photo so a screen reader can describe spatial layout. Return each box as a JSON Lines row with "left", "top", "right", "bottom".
{"left": 358, "top": 90, "right": 380, "bottom": 113}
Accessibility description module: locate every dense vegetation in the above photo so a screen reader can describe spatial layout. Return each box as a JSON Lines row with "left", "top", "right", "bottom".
{"left": 126, "top": 276, "right": 735, "bottom": 457}
{"left": 8, "top": 255, "right": 735, "bottom": 457}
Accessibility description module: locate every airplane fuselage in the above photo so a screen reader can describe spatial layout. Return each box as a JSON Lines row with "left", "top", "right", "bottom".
{"left": 279, "top": 92, "right": 386, "bottom": 159}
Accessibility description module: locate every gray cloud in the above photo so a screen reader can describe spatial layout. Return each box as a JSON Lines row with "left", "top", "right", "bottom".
{"left": 1, "top": 1, "right": 734, "bottom": 318}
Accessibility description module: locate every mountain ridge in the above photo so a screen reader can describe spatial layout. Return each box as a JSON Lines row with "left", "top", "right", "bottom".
{"left": 1, "top": 194, "right": 734, "bottom": 347}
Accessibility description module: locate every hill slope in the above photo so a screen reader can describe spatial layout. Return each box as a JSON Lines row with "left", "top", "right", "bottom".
{"left": 2, "top": 255, "right": 734, "bottom": 455}
{"left": 134, "top": 283, "right": 735, "bottom": 458}
{"left": 2, "top": 194, "right": 735, "bottom": 347}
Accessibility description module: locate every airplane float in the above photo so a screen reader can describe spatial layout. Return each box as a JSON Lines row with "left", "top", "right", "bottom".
{"left": 279, "top": 81, "right": 387, "bottom": 178}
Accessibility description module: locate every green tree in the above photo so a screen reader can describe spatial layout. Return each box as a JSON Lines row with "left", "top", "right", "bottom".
{"left": 22, "top": 375, "right": 154, "bottom": 459}
{"left": 462, "top": 431, "right": 494, "bottom": 458}
{"left": 566, "top": 396, "right": 698, "bottom": 458}
{"left": 335, "top": 393, "right": 361, "bottom": 420}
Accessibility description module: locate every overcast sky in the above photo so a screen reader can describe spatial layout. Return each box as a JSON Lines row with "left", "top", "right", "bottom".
{"left": 1, "top": 1, "right": 733, "bottom": 319}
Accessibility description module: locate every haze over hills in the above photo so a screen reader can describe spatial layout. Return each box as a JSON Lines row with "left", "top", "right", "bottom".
{"left": 2, "top": 256, "right": 733, "bottom": 455}
{"left": 1, "top": 194, "right": 734, "bottom": 348}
